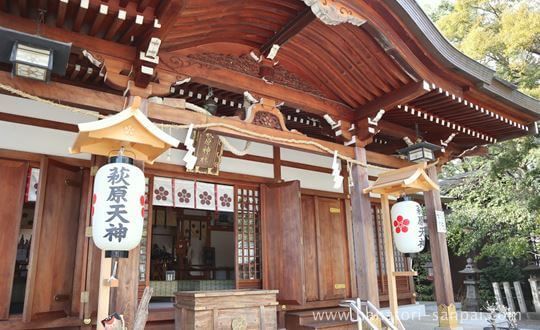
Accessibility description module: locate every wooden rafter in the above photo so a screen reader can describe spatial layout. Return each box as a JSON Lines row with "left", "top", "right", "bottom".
{"left": 0, "top": 11, "right": 136, "bottom": 61}
{"left": 259, "top": 6, "right": 316, "bottom": 56}
{"left": 140, "top": 0, "right": 182, "bottom": 47}
{"left": 355, "top": 80, "right": 432, "bottom": 120}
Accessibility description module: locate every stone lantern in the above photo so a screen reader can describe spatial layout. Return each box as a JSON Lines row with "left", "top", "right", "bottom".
{"left": 459, "top": 258, "right": 482, "bottom": 312}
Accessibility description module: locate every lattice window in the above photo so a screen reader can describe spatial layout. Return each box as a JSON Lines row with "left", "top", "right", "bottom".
{"left": 236, "top": 186, "right": 261, "bottom": 281}
{"left": 372, "top": 204, "right": 408, "bottom": 274}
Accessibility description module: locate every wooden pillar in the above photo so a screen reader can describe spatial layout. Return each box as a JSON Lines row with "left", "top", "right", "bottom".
{"left": 424, "top": 166, "right": 459, "bottom": 329}
{"left": 273, "top": 146, "right": 281, "bottom": 182}
{"left": 350, "top": 147, "right": 379, "bottom": 305}
{"left": 96, "top": 252, "right": 112, "bottom": 330}
{"left": 113, "top": 246, "right": 141, "bottom": 329}
{"left": 380, "top": 194, "right": 398, "bottom": 325}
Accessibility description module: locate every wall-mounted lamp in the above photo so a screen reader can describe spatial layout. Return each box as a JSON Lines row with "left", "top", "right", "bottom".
{"left": 0, "top": 27, "right": 71, "bottom": 82}
{"left": 10, "top": 42, "right": 53, "bottom": 81}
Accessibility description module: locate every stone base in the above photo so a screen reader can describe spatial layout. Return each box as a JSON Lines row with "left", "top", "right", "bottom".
{"left": 526, "top": 312, "right": 540, "bottom": 320}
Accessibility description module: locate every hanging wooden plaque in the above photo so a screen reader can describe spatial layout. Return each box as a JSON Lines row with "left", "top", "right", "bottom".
{"left": 187, "top": 130, "right": 223, "bottom": 176}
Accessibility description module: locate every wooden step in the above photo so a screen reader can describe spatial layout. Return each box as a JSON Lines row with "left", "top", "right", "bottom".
{"left": 285, "top": 307, "right": 356, "bottom": 330}
{"left": 302, "top": 319, "right": 357, "bottom": 329}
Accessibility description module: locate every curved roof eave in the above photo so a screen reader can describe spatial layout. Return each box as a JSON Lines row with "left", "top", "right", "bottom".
{"left": 383, "top": 0, "right": 540, "bottom": 118}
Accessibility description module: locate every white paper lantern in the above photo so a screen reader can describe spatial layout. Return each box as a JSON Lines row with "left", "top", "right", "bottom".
{"left": 92, "top": 161, "right": 145, "bottom": 256}
{"left": 390, "top": 199, "right": 425, "bottom": 254}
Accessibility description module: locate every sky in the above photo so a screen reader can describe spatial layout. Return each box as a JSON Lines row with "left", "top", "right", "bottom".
{"left": 416, "top": 0, "right": 445, "bottom": 16}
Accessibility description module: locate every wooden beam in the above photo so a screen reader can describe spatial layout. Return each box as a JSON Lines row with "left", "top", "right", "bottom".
{"left": 378, "top": 120, "right": 417, "bottom": 139}
{"left": 139, "top": 0, "right": 182, "bottom": 48}
{"left": 160, "top": 53, "right": 355, "bottom": 121}
{"left": 424, "top": 167, "right": 454, "bottom": 303}
{"left": 356, "top": 80, "right": 432, "bottom": 120}
{"left": 56, "top": 0, "right": 69, "bottom": 28}
{"left": 424, "top": 166, "right": 458, "bottom": 327}
{"left": 380, "top": 193, "right": 399, "bottom": 325}
{"left": 0, "top": 71, "right": 413, "bottom": 168}
{"left": 73, "top": 0, "right": 89, "bottom": 32}
{"left": 89, "top": 4, "right": 109, "bottom": 37}
{"left": 0, "top": 112, "right": 78, "bottom": 132}
{"left": 0, "top": 109, "right": 391, "bottom": 180}
{"left": 259, "top": 6, "right": 315, "bottom": 56}
{"left": 0, "top": 11, "right": 136, "bottom": 61}
{"left": 17, "top": 0, "right": 28, "bottom": 18}
{"left": 104, "top": 9, "right": 127, "bottom": 40}
{"left": 273, "top": 146, "right": 281, "bottom": 182}
{"left": 365, "top": 150, "right": 411, "bottom": 168}
{"left": 350, "top": 147, "right": 380, "bottom": 306}
{"left": 0, "top": 72, "right": 354, "bottom": 158}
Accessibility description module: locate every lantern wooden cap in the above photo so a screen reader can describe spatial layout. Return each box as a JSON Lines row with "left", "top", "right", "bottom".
{"left": 70, "top": 97, "right": 180, "bottom": 164}
{"left": 364, "top": 162, "right": 439, "bottom": 196}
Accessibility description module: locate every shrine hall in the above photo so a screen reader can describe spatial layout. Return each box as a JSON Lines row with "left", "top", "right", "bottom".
{"left": 0, "top": 0, "right": 538, "bottom": 329}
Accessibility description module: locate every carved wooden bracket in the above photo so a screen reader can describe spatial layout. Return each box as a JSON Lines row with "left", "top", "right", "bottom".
{"left": 245, "top": 98, "right": 290, "bottom": 131}
{"left": 355, "top": 118, "right": 380, "bottom": 147}
{"left": 101, "top": 56, "right": 177, "bottom": 98}
{"left": 302, "top": 0, "right": 367, "bottom": 26}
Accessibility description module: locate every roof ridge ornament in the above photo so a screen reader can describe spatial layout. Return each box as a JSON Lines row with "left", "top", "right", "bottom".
{"left": 302, "top": 0, "right": 367, "bottom": 26}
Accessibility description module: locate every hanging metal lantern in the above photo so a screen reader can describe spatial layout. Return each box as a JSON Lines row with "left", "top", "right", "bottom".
{"left": 92, "top": 155, "right": 145, "bottom": 258}
{"left": 204, "top": 87, "right": 218, "bottom": 115}
{"left": 390, "top": 197, "right": 425, "bottom": 254}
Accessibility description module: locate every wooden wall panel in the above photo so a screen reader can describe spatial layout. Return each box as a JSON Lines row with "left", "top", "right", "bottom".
{"left": 24, "top": 159, "right": 83, "bottom": 320}
{"left": 261, "top": 181, "right": 305, "bottom": 305}
{"left": 301, "top": 195, "right": 319, "bottom": 302}
{"left": 317, "top": 198, "right": 351, "bottom": 301}
{"left": 0, "top": 159, "right": 28, "bottom": 319}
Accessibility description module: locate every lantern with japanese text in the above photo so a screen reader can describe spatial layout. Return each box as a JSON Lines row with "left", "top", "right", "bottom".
{"left": 92, "top": 156, "right": 145, "bottom": 258}
{"left": 390, "top": 197, "right": 425, "bottom": 254}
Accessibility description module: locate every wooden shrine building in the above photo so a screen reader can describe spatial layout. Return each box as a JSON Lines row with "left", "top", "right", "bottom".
{"left": 0, "top": 0, "right": 538, "bottom": 329}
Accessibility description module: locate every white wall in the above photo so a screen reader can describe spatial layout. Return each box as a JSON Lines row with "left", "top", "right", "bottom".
{"left": 0, "top": 121, "right": 90, "bottom": 159}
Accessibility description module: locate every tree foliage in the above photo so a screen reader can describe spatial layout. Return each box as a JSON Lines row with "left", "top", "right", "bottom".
{"left": 430, "top": 0, "right": 540, "bottom": 98}
{"left": 442, "top": 136, "right": 539, "bottom": 260}
{"left": 417, "top": 0, "right": 539, "bottom": 304}
{"left": 421, "top": 0, "right": 540, "bottom": 264}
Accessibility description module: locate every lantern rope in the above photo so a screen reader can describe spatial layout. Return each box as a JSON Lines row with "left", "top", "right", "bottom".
{"left": 0, "top": 83, "right": 108, "bottom": 119}
{"left": 0, "top": 82, "right": 437, "bottom": 170}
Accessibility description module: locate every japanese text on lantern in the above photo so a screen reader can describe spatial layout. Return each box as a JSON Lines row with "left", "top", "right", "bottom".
{"left": 104, "top": 166, "right": 130, "bottom": 242}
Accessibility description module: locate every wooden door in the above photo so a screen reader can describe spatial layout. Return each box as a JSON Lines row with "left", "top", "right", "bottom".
{"left": 24, "top": 159, "right": 83, "bottom": 320}
{"left": 301, "top": 195, "right": 319, "bottom": 302}
{"left": 317, "top": 198, "right": 351, "bottom": 300}
{"left": 0, "top": 159, "right": 28, "bottom": 319}
{"left": 261, "top": 181, "right": 305, "bottom": 305}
